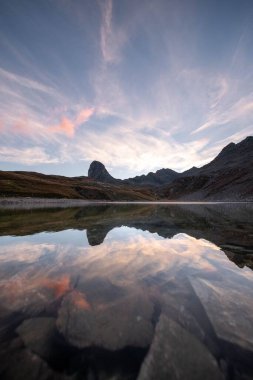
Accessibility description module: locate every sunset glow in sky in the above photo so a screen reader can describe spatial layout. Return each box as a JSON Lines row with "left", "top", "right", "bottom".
{"left": 0, "top": 0, "right": 253, "bottom": 178}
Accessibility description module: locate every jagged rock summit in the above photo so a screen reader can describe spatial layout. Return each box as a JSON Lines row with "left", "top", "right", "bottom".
{"left": 88, "top": 161, "right": 180, "bottom": 186}
{"left": 88, "top": 161, "right": 119, "bottom": 184}
{"left": 198, "top": 135, "right": 253, "bottom": 173}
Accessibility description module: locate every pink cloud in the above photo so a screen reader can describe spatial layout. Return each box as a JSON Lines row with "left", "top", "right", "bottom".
{"left": 52, "top": 107, "right": 94, "bottom": 137}
{"left": 53, "top": 117, "right": 75, "bottom": 137}
{"left": 7, "top": 107, "right": 95, "bottom": 139}
{"left": 75, "top": 107, "right": 94, "bottom": 125}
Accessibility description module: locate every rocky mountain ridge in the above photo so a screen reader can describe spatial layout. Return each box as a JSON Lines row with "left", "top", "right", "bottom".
{"left": 87, "top": 136, "right": 253, "bottom": 200}
{"left": 88, "top": 161, "right": 180, "bottom": 186}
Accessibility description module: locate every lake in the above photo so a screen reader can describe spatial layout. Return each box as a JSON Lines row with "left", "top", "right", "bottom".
{"left": 0, "top": 203, "right": 252, "bottom": 380}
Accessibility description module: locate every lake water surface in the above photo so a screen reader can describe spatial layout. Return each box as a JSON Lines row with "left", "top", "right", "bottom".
{"left": 0, "top": 203, "right": 252, "bottom": 380}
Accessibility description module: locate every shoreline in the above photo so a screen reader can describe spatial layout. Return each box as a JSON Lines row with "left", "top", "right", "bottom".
{"left": 0, "top": 197, "right": 252, "bottom": 209}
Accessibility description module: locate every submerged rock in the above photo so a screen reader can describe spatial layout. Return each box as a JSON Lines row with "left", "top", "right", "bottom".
{"left": 0, "top": 273, "right": 71, "bottom": 316}
{"left": 190, "top": 277, "right": 253, "bottom": 352}
{"left": 0, "top": 349, "right": 53, "bottom": 380}
{"left": 16, "top": 317, "right": 56, "bottom": 360}
{"left": 57, "top": 290, "right": 154, "bottom": 350}
{"left": 137, "top": 315, "right": 224, "bottom": 380}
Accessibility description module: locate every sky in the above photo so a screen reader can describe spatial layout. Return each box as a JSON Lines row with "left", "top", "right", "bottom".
{"left": 0, "top": 0, "right": 253, "bottom": 178}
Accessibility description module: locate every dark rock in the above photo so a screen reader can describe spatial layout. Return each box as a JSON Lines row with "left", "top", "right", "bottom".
{"left": 160, "top": 175, "right": 210, "bottom": 199}
{"left": 88, "top": 160, "right": 180, "bottom": 187}
{"left": 190, "top": 277, "right": 253, "bottom": 352}
{"left": 0, "top": 349, "right": 54, "bottom": 380}
{"left": 16, "top": 317, "right": 56, "bottom": 360}
{"left": 57, "top": 291, "right": 154, "bottom": 350}
{"left": 88, "top": 161, "right": 119, "bottom": 184}
{"left": 137, "top": 315, "right": 224, "bottom": 380}
{"left": 126, "top": 168, "right": 180, "bottom": 186}
{"left": 76, "top": 277, "right": 126, "bottom": 305}
{"left": 182, "top": 165, "right": 199, "bottom": 176}
{"left": 201, "top": 136, "right": 253, "bottom": 173}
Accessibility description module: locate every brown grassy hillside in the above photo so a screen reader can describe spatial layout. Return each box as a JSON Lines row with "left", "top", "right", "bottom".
{"left": 0, "top": 171, "right": 155, "bottom": 201}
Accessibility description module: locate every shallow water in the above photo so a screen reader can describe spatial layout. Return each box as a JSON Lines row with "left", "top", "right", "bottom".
{"left": 0, "top": 203, "right": 252, "bottom": 380}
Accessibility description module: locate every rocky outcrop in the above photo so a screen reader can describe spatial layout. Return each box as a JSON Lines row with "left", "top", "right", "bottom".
{"left": 88, "top": 160, "right": 119, "bottom": 184}
{"left": 88, "top": 161, "right": 180, "bottom": 186}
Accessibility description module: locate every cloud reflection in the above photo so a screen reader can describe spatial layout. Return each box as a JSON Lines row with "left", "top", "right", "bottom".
{"left": 0, "top": 228, "right": 251, "bottom": 315}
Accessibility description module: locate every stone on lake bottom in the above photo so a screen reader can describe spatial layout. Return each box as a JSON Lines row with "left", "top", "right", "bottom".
{"left": 137, "top": 315, "right": 224, "bottom": 380}
{"left": 190, "top": 277, "right": 253, "bottom": 352}
{"left": 57, "top": 290, "right": 154, "bottom": 350}
{"left": 16, "top": 317, "right": 56, "bottom": 360}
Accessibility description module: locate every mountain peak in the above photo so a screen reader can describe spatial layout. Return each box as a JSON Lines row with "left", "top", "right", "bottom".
{"left": 218, "top": 142, "right": 236, "bottom": 157}
{"left": 216, "top": 136, "right": 253, "bottom": 160}
{"left": 88, "top": 160, "right": 105, "bottom": 173}
{"left": 88, "top": 161, "right": 118, "bottom": 183}
{"left": 199, "top": 135, "right": 253, "bottom": 173}
{"left": 238, "top": 135, "right": 253, "bottom": 148}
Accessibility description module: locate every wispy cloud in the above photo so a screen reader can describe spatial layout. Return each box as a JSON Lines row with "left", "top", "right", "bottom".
{"left": 63, "top": 121, "right": 210, "bottom": 175}
{"left": 0, "top": 66, "right": 94, "bottom": 142}
{"left": 0, "top": 0, "right": 252, "bottom": 175}
{"left": 0, "top": 146, "right": 59, "bottom": 165}
{"left": 100, "top": 0, "right": 114, "bottom": 62}
{"left": 192, "top": 93, "right": 253, "bottom": 134}
{"left": 0, "top": 67, "right": 61, "bottom": 98}
{"left": 100, "top": 0, "right": 127, "bottom": 64}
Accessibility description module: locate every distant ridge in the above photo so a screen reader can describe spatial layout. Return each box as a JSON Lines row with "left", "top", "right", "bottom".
{"left": 88, "top": 136, "right": 253, "bottom": 181}
{"left": 125, "top": 168, "right": 180, "bottom": 186}
{"left": 88, "top": 161, "right": 180, "bottom": 186}
{"left": 87, "top": 136, "right": 253, "bottom": 200}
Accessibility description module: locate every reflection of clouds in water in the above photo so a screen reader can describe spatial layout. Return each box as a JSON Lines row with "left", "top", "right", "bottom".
{"left": 0, "top": 219, "right": 252, "bottom": 377}
{"left": 79, "top": 232, "right": 224, "bottom": 285}
{"left": 0, "top": 225, "right": 253, "bottom": 341}
{"left": 0, "top": 242, "right": 55, "bottom": 263}
{"left": 0, "top": 228, "right": 89, "bottom": 247}
{"left": 0, "top": 272, "right": 72, "bottom": 313}
{"left": 1, "top": 228, "right": 252, "bottom": 298}
{"left": 106, "top": 226, "right": 163, "bottom": 242}
{"left": 239, "top": 266, "right": 253, "bottom": 281}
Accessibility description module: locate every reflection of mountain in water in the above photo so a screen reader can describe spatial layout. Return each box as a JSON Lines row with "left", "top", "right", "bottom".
{"left": 1, "top": 203, "right": 252, "bottom": 269}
